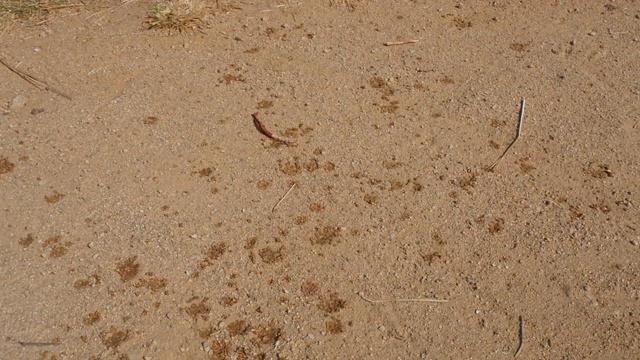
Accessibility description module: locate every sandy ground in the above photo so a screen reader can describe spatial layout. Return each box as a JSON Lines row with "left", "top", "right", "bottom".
{"left": 1, "top": 1, "right": 639, "bottom": 359}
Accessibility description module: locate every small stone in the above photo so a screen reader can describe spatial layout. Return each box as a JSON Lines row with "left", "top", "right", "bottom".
{"left": 378, "top": 325, "right": 386, "bottom": 332}
{"left": 190, "top": 234, "right": 198, "bottom": 239}
{"left": 30, "top": 108, "right": 45, "bottom": 115}
{"left": 588, "top": 32, "right": 596, "bottom": 36}
{"left": 631, "top": 240, "right": 639, "bottom": 246}
{"left": 9, "top": 95, "right": 27, "bottom": 110}
{"left": 569, "top": 39, "right": 576, "bottom": 46}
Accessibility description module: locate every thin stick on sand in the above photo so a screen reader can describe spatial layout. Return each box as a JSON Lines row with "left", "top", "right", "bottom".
{"left": 487, "top": 98, "right": 525, "bottom": 171}
{"left": 17, "top": 341, "right": 61, "bottom": 347}
{"left": 272, "top": 182, "right": 296, "bottom": 212}
{"left": 0, "top": 55, "right": 72, "bottom": 100}
{"left": 514, "top": 315, "right": 524, "bottom": 357}
{"left": 383, "top": 40, "right": 419, "bottom": 46}
{"left": 357, "top": 292, "right": 448, "bottom": 304}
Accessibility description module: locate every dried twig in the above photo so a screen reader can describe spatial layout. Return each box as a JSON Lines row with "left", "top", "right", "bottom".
{"left": 17, "top": 341, "right": 61, "bottom": 347}
{"left": 0, "top": 55, "right": 72, "bottom": 100}
{"left": 514, "top": 315, "right": 524, "bottom": 357}
{"left": 272, "top": 182, "right": 296, "bottom": 212}
{"left": 487, "top": 98, "right": 525, "bottom": 171}
{"left": 0, "top": 20, "right": 14, "bottom": 40}
{"left": 357, "top": 292, "right": 448, "bottom": 303}
{"left": 383, "top": 40, "right": 418, "bottom": 46}
{"left": 252, "top": 112, "right": 298, "bottom": 146}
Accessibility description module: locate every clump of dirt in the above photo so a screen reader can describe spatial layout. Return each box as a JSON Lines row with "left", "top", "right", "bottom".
{"left": 258, "top": 246, "right": 284, "bottom": 264}
{"left": 227, "top": 319, "right": 249, "bottom": 336}
{"left": 278, "top": 158, "right": 300, "bottom": 176}
{"left": 205, "top": 242, "right": 227, "bottom": 261}
{"left": 311, "top": 226, "right": 340, "bottom": 245}
{"left": 250, "top": 322, "right": 281, "bottom": 347}
{"left": 219, "top": 295, "right": 238, "bottom": 307}
{"left": 183, "top": 297, "right": 210, "bottom": 320}
{"left": 301, "top": 280, "right": 319, "bottom": 296}
{"left": 18, "top": 233, "right": 35, "bottom": 248}
{"left": 134, "top": 275, "right": 167, "bottom": 293}
{"left": 100, "top": 326, "right": 129, "bottom": 350}
{"left": 318, "top": 293, "right": 346, "bottom": 313}
{"left": 326, "top": 317, "right": 344, "bottom": 334}
{"left": 210, "top": 339, "right": 230, "bottom": 360}
{"left": 116, "top": 257, "right": 140, "bottom": 282}
{"left": 0, "top": 157, "right": 15, "bottom": 175}
{"left": 44, "top": 190, "right": 64, "bottom": 204}
{"left": 83, "top": 311, "right": 101, "bottom": 325}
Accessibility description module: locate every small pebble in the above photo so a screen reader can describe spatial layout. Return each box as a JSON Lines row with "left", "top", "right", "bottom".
{"left": 378, "top": 325, "right": 386, "bottom": 332}
{"left": 31, "top": 108, "right": 45, "bottom": 115}
{"left": 631, "top": 240, "right": 638, "bottom": 246}
{"left": 9, "top": 95, "right": 26, "bottom": 110}
{"left": 588, "top": 32, "right": 596, "bottom": 36}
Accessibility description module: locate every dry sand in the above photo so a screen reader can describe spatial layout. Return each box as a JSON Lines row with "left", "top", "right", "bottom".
{"left": 1, "top": 1, "right": 639, "bottom": 359}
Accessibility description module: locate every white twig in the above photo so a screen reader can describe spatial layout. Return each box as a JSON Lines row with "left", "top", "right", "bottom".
{"left": 383, "top": 40, "right": 419, "bottom": 46}
{"left": 487, "top": 98, "right": 525, "bottom": 171}
{"left": 357, "top": 292, "right": 448, "bottom": 303}
{"left": 272, "top": 183, "right": 296, "bottom": 212}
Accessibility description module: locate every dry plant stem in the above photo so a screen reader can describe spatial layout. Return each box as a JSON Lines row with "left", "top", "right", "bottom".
{"left": 383, "top": 40, "right": 418, "bottom": 46}
{"left": 0, "top": 20, "right": 14, "bottom": 40}
{"left": 514, "top": 315, "right": 524, "bottom": 357}
{"left": 17, "top": 341, "right": 61, "bottom": 346}
{"left": 0, "top": 55, "right": 72, "bottom": 100}
{"left": 358, "top": 292, "right": 448, "bottom": 303}
{"left": 41, "top": 3, "right": 84, "bottom": 11}
{"left": 487, "top": 98, "right": 525, "bottom": 171}
{"left": 251, "top": 112, "right": 299, "bottom": 146}
{"left": 272, "top": 183, "right": 296, "bottom": 212}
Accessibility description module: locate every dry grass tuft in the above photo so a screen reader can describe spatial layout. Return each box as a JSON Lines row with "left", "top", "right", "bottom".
{"left": 0, "top": 0, "right": 76, "bottom": 21}
{"left": 145, "top": 0, "right": 207, "bottom": 33}
{"left": 0, "top": 0, "right": 81, "bottom": 38}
